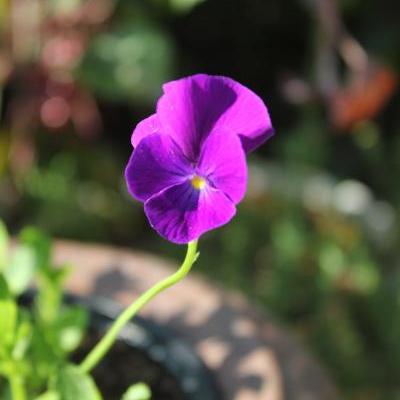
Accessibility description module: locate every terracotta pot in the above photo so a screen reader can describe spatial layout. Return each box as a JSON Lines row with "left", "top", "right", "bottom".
{"left": 54, "top": 240, "right": 340, "bottom": 400}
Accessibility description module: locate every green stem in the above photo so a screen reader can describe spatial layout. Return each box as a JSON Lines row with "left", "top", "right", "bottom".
{"left": 9, "top": 374, "right": 26, "bottom": 400}
{"left": 79, "top": 240, "right": 199, "bottom": 374}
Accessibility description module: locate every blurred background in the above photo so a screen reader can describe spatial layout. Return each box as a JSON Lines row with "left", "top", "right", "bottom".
{"left": 0, "top": 0, "right": 399, "bottom": 398}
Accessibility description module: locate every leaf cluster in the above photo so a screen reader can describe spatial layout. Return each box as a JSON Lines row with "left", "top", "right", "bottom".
{"left": 0, "top": 221, "right": 150, "bottom": 400}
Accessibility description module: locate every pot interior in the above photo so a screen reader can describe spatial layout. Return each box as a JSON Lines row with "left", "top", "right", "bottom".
{"left": 72, "top": 295, "right": 221, "bottom": 400}
{"left": 74, "top": 329, "right": 186, "bottom": 400}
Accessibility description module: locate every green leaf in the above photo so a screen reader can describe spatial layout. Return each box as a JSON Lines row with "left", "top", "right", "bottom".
{"left": 0, "top": 276, "right": 17, "bottom": 350}
{"left": 0, "top": 220, "right": 8, "bottom": 272}
{"left": 121, "top": 383, "right": 151, "bottom": 400}
{"left": 55, "top": 306, "right": 88, "bottom": 354}
{"left": 35, "top": 265, "right": 71, "bottom": 324}
{"left": 168, "top": 0, "right": 205, "bottom": 13}
{"left": 19, "top": 227, "right": 52, "bottom": 275}
{"left": 78, "top": 24, "right": 174, "bottom": 104}
{"left": 0, "top": 382, "right": 11, "bottom": 400}
{"left": 34, "top": 391, "right": 60, "bottom": 400}
{"left": 51, "top": 365, "right": 102, "bottom": 400}
{"left": 12, "top": 311, "right": 32, "bottom": 360}
{"left": 29, "top": 325, "right": 59, "bottom": 382}
{"left": 4, "top": 245, "right": 36, "bottom": 295}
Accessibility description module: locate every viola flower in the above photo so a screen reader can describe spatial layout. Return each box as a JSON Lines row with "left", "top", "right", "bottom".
{"left": 125, "top": 74, "right": 274, "bottom": 244}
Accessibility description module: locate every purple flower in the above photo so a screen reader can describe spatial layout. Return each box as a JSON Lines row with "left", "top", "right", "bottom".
{"left": 125, "top": 74, "right": 274, "bottom": 244}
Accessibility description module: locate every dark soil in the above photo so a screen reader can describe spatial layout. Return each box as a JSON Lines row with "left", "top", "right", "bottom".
{"left": 74, "top": 331, "right": 186, "bottom": 400}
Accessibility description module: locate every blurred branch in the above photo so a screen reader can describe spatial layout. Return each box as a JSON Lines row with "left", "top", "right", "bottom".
{"left": 10, "top": 0, "right": 42, "bottom": 63}
{"left": 312, "top": 0, "right": 370, "bottom": 97}
{"left": 283, "top": 0, "right": 397, "bottom": 131}
{"left": 338, "top": 34, "right": 368, "bottom": 75}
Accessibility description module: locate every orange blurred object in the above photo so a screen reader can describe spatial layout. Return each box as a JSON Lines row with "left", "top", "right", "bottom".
{"left": 330, "top": 65, "right": 398, "bottom": 131}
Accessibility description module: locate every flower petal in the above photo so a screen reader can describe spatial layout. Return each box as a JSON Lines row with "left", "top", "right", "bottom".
{"left": 156, "top": 74, "right": 236, "bottom": 160}
{"left": 125, "top": 133, "right": 192, "bottom": 202}
{"left": 157, "top": 74, "right": 273, "bottom": 159}
{"left": 131, "top": 114, "right": 160, "bottom": 147}
{"left": 212, "top": 76, "right": 275, "bottom": 153}
{"left": 197, "top": 129, "right": 247, "bottom": 204}
{"left": 144, "top": 181, "right": 236, "bottom": 244}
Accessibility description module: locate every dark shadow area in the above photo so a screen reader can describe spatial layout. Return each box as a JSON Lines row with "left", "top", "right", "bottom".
{"left": 91, "top": 263, "right": 338, "bottom": 400}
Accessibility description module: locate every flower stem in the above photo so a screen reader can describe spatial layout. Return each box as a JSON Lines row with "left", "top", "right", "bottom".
{"left": 9, "top": 375, "right": 26, "bottom": 400}
{"left": 79, "top": 240, "right": 199, "bottom": 374}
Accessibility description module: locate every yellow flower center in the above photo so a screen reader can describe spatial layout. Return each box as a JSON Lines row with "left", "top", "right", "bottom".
{"left": 191, "top": 175, "right": 206, "bottom": 190}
